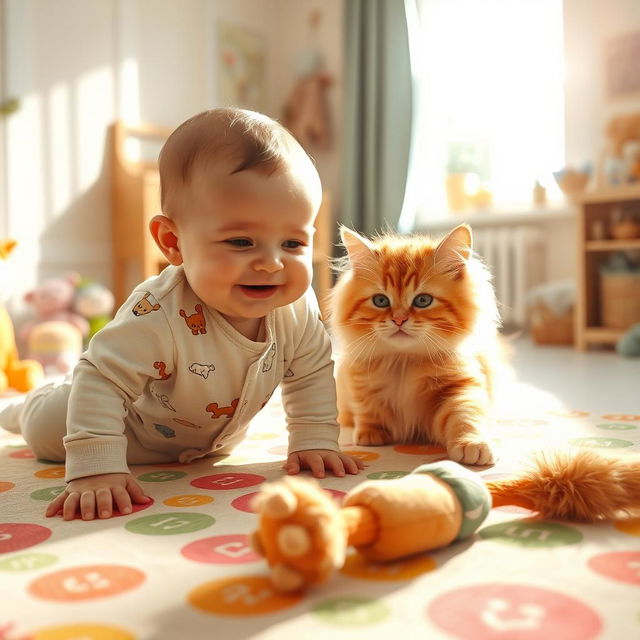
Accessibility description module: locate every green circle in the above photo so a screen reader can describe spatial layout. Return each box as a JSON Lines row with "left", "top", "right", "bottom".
{"left": 0, "top": 553, "right": 58, "bottom": 571}
{"left": 367, "top": 471, "right": 409, "bottom": 480}
{"left": 125, "top": 512, "right": 215, "bottom": 535}
{"left": 30, "top": 486, "right": 65, "bottom": 501}
{"left": 570, "top": 436, "right": 634, "bottom": 449}
{"left": 137, "top": 470, "right": 188, "bottom": 482}
{"left": 313, "top": 596, "right": 389, "bottom": 627}
{"left": 479, "top": 521, "right": 583, "bottom": 547}
{"left": 597, "top": 423, "right": 638, "bottom": 432}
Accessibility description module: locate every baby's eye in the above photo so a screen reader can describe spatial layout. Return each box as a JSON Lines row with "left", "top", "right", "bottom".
{"left": 225, "top": 238, "right": 253, "bottom": 248}
{"left": 412, "top": 293, "right": 433, "bottom": 308}
{"left": 372, "top": 294, "right": 390, "bottom": 308}
{"left": 282, "top": 239, "right": 305, "bottom": 249}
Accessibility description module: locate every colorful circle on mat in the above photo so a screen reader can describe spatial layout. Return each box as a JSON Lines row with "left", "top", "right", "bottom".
{"left": 125, "top": 512, "right": 214, "bottom": 536}
{"left": 0, "top": 552, "right": 58, "bottom": 571}
{"left": 428, "top": 584, "right": 601, "bottom": 639}
{"left": 479, "top": 521, "right": 582, "bottom": 547}
{"left": 569, "top": 436, "right": 633, "bottom": 449}
{"left": 182, "top": 534, "right": 260, "bottom": 564}
{"left": 32, "top": 624, "right": 136, "bottom": 640}
{"left": 588, "top": 551, "right": 640, "bottom": 586}
{"left": 34, "top": 466, "right": 65, "bottom": 479}
{"left": 268, "top": 444, "right": 288, "bottom": 455}
{"left": 164, "top": 494, "right": 214, "bottom": 507}
{"left": 29, "top": 564, "right": 145, "bottom": 602}
{"left": 597, "top": 422, "right": 638, "bottom": 431}
{"left": 601, "top": 414, "right": 640, "bottom": 421}
{"left": 497, "top": 418, "right": 548, "bottom": 428}
{"left": 367, "top": 470, "right": 409, "bottom": 480}
{"left": 188, "top": 575, "right": 302, "bottom": 615}
{"left": 136, "top": 470, "right": 187, "bottom": 482}
{"left": 341, "top": 449, "right": 381, "bottom": 462}
{"left": 0, "top": 523, "right": 52, "bottom": 554}
{"left": 9, "top": 448, "right": 36, "bottom": 459}
{"left": 0, "top": 481, "right": 15, "bottom": 493}
{"left": 30, "top": 486, "right": 65, "bottom": 501}
{"left": 313, "top": 596, "right": 389, "bottom": 627}
{"left": 341, "top": 550, "right": 436, "bottom": 581}
{"left": 190, "top": 472, "right": 265, "bottom": 491}
{"left": 615, "top": 518, "right": 640, "bottom": 537}
{"left": 547, "top": 409, "right": 589, "bottom": 418}
{"left": 232, "top": 487, "right": 345, "bottom": 514}
{"left": 393, "top": 444, "right": 446, "bottom": 455}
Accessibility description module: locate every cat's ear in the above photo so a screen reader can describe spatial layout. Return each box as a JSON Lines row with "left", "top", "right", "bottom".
{"left": 435, "top": 224, "right": 472, "bottom": 276}
{"left": 340, "top": 227, "right": 375, "bottom": 265}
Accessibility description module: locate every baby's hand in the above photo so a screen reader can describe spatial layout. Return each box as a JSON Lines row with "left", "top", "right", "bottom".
{"left": 45, "top": 472, "right": 151, "bottom": 521}
{"left": 283, "top": 449, "right": 366, "bottom": 479}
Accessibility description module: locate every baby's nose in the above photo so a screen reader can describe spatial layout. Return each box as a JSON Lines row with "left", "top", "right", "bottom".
{"left": 254, "top": 250, "right": 284, "bottom": 272}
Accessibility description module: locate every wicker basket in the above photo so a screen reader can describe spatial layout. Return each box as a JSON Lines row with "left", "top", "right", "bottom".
{"left": 600, "top": 272, "right": 640, "bottom": 328}
{"left": 529, "top": 302, "right": 574, "bottom": 345}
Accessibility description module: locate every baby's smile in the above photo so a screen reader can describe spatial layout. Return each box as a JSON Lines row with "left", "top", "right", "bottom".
{"left": 238, "top": 284, "right": 280, "bottom": 299}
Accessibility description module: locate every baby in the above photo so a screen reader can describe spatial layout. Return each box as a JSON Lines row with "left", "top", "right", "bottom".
{"left": 0, "top": 107, "right": 363, "bottom": 520}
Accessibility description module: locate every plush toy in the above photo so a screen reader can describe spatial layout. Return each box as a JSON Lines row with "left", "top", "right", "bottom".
{"left": 0, "top": 240, "right": 44, "bottom": 392}
{"left": 251, "top": 450, "right": 640, "bottom": 592}
{"left": 73, "top": 279, "right": 114, "bottom": 343}
{"left": 20, "top": 273, "right": 89, "bottom": 343}
{"left": 27, "top": 320, "right": 83, "bottom": 374}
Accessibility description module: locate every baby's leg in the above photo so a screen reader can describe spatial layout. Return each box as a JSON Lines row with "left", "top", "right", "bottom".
{"left": 17, "top": 376, "right": 70, "bottom": 461}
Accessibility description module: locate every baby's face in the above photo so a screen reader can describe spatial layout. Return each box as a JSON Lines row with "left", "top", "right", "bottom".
{"left": 173, "top": 161, "right": 319, "bottom": 328}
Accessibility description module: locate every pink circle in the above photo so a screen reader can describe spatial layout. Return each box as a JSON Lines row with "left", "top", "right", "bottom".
{"left": 9, "top": 449, "right": 36, "bottom": 459}
{"left": 232, "top": 487, "right": 346, "bottom": 514}
{"left": 428, "top": 584, "right": 601, "bottom": 640}
{"left": 190, "top": 473, "right": 265, "bottom": 491}
{"left": 588, "top": 551, "right": 640, "bottom": 586}
{"left": 182, "top": 534, "right": 260, "bottom": 564}
{"left": 0, "top": 523, "right": 52, "bottom": 554}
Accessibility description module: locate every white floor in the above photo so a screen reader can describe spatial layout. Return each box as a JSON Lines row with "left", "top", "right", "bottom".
{"left": 509, "top": 336, "right": 639, "bottom": 415}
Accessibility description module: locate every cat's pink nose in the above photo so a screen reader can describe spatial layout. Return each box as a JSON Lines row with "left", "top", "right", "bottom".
{"left": 393, "top": 315, "right": 408, "bottom": 326}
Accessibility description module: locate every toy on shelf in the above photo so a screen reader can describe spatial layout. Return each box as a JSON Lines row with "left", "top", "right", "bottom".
{"left": 73, "top": 279, "right": 115, "bottom": 343}
{"left": 0, "top": 240, "right": 43, "bottom": 392}
{"left": 27, "top": 321, "right": 83, "bottom": 375}
{"left": 598, "top": 111, "right": 640, "bottom": 187}
{"left": 251, "top": 450, "right": 640, "bottom": 592}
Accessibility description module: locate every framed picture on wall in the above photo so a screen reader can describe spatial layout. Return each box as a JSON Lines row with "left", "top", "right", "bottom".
{"left": 216, "top": 21, "right": 267, "bottom": 112}
{"left": 604, "top": 30, "right": 640, "bottom": 99}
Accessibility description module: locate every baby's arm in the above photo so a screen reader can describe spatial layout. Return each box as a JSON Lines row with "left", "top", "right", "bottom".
{"left": 283, "top": 449, "right": 365, "bottom": 478}
{"left": 46, "top": 473, "right": 151, "bottom": 521}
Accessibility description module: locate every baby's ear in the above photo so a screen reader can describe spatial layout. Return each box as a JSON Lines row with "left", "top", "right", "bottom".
{"left": 340, "top": 226, "right": 375, "bottom": 266}
{"left": 435, "top": 224, "right": 472, "bottom": 276}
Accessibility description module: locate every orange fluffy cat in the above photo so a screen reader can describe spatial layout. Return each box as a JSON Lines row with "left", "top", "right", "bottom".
{"left": 330, "top": 224, "right": 501, "bottom": 466}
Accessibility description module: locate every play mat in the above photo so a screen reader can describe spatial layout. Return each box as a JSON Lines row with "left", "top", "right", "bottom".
{"left": 1, "top": 380, "right": 639, "bottom": 640}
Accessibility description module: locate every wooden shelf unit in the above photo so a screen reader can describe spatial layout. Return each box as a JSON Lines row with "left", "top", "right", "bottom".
{"left": 111, "top": 120, "right": 333, "bottom": 313}
{"left": 575, "top": 185, "right": 640, "bottom": 350}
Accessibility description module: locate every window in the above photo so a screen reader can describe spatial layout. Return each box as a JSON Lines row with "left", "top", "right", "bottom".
{"left": 409, "top": 0, "right": 565, "bottom": 223}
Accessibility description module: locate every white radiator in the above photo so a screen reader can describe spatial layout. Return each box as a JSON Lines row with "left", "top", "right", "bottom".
{"left": 472, "top": 225, "right": 546, "bottom": 327}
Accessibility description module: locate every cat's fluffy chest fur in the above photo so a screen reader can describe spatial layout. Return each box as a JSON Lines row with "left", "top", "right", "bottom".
{"left": 330, "top": 225, "right": 500, "bottom": 466}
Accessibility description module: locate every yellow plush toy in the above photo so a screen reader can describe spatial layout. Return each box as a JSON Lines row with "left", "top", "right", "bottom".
{"left": 251, "top": 450, "right": 640, "bottom": 592}
{"left": 0, "top": 240, "right": 44, "bottom": 392}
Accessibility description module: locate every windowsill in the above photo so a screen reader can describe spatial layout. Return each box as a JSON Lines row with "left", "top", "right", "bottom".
{"left": 414, "top": 200, "right": 577, "bottom": 232}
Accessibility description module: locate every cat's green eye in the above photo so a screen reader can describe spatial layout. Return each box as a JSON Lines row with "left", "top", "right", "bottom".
{"left": 413, "top": 293, "right": 433, "bottom": 308}
{"left": 372, "top": 294, "right": 390, "bottom": 308}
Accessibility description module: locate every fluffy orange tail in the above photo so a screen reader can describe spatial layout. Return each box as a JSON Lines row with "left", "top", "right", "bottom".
{"left": 486, "top": 449, "right": 640, "bottom": 522}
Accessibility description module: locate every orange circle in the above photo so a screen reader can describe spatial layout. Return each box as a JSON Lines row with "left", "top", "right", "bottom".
{"left": 340, "top": 551, "right": 437, "bottom": 581}
{"left": 35, "top": 467, "right": 65, "bottom": 479}
{"left": 394, "top": 444, "right": 446, "bottom": 455}
{"left": 188, "top": 575, "right": 302, "bottom": 615}
{"left": 33, "top": 624, "right": 136, "bottom": 640}
{"left": 0, "top": 481, "right": 15, "bottom": 493}
{"left": 601, "top": 414, "right": 640, "bottom": 422}
{"left": 615, "top": 518, "right": 640, "bottom": 537}
{"left": 29, "top": 564, "right": 145, "bottom": 601}
{"left": 341, "top": 450, "right": 380, "bottom": 462}
{"left": 164, "top": 494, "right": 214, "bottom": 507}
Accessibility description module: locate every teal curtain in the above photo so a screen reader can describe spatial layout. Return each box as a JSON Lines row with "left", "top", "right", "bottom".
{"left": 342, "top": 0, "right": 415, "bottom": 237}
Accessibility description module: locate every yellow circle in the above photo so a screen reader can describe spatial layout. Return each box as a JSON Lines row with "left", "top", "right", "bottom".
{"left": 341, "top": 450, "right": 380, "bottom": 462}
{"left": 340, "top": 550, "right": 437, "bottom": 581}
{"left": 615, "top": 518, "right": 640, "bottom": 537}
{"left": 164, "top": 494, "right": 214, "bottom": 507}
{"left": 35, "top": 466, "right": 65, "bottom": 479}
{"left": 188, "top": 575, "right": 302, "bottom": 615}
{"left": 33, "top": 624, "right": 136, "bottom": 640}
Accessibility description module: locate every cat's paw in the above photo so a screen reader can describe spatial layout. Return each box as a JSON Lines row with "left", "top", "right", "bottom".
{"left": 354, "top": 426, "right": 392, "bottom": 446}
{"left": 447, "top": 438, "right": 497, "bottom": 466}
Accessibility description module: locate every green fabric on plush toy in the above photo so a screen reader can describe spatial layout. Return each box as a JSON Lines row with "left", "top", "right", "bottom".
{"left": 617, "top": 323, "right": 640, "bottom": 356}
{"left": 73, "top": 279, "right": 114, "bottom": 343}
